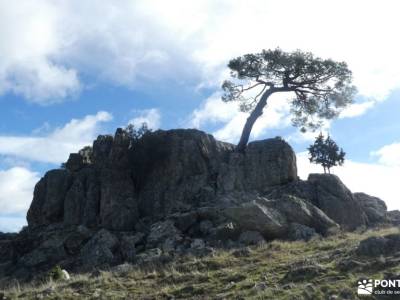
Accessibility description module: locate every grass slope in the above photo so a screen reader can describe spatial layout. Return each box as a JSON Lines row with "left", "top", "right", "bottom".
{"left": 1, "top": 227, "right": 399, "bottom": 300}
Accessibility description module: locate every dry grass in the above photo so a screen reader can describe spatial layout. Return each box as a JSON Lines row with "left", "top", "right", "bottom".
{"left": 1, "top": 226, "right": 398, "bottom": 299}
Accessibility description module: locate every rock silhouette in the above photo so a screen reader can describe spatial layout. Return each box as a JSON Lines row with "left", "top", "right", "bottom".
{"left": 0, "top": 128, "right": 397, "bottom": 282}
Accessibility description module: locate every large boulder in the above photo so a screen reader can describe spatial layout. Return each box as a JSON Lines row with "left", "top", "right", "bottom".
{"left": 387, "top": 210, "right": 400, "bottom": 225}
{"left": 119, "top": 232, "right": 145, "bottom": 262}
{"left": 224, "top": 195, "right": 338, "bottom": 239}
{"left": 217, "top": 138, "right": 297, "bottom": 193}
{"left": 307, "top": 174, "right": 367, "bottom": 230}
{"left": 265, "top": 178, "right": 316, "bottom": 202}
{"left": 19, "top": 235, "right": 67, "bottom": 269}
{"left": 238, "top": 231, "right": 265, "bottom": 245}
{"left": 146, "top": 220, "right": 183, "bottom": 252}
{"left": 79, "top": 229, "right": 119, "bottom": 269}
{"left": 243, "top": 138, "right": 298, "bottom": 190}
{"left": 267, "top": 175, "right": 376, "bottom": 231}
{"left": 63, "top": 226, "right": 92, "bottom": 255}
{"left": 287, "top": 223, "right": 318, "bottom": 241}
{"left": 353, "top": 192, "right": 387, "bottom": 225}
{"left": 357, "top": 234, "right": 400, "bottom": 257}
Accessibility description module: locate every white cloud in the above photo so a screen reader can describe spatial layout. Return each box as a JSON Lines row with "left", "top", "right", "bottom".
{"left": 189, "top": 94, "right": 238, "bottom": 129}
{"left": 339, "top": 101, "right": 376, "bottom": 119}
{"left": 0, "top": 0, "right": 199, "bottom": 103}
{"left": 297, "top": 152, "right": 400, "bottom": 211}
{"left": 0, "top": 1, "right": 80, "bottom": 103}
{"left": 371, "top": 142, "right": 400, "bottom": 167}
{"left": 0, "top": 111, "right": 112, "bottom": 164}
{"left": 2, "top": 1, "right": 400, "bottom": 104}
{"left": 188, "top": 93, "right": 291, "bottom": 143}
{"left": 188, "top": 93, "right": 336, "bottom": 145}
{"left": 128, "top": 108, "right": 161, "bottom": 130}
{"left": 0, "top": 112, "right": 113, "bottom": 231}
{"left": 0, "top": 167, "right": 38, "bottom": 215}
{"left": 191, "top": 0, "right": 400, "bottom": 101}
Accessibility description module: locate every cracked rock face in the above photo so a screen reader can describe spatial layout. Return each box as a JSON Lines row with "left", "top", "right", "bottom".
{"left": 266, "top": 174, "right": 370, "bottom": 231}
{"left": 0, "top": 128, "right": 393, "bottom": 282}
{"left": 26, "top": 129, "right": 298, "bottom": 231}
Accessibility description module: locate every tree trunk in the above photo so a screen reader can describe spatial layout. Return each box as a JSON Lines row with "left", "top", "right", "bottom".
{"left": 236, "top": 89, "right": 274, "bottom": 152}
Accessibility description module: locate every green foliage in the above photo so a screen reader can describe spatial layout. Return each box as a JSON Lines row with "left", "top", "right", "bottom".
{"left": 308, "top": 133, "right": 345, "bottom": 173}
{"left": 222, "top": 48, "right": 356, "bottom": 134}
{"left": 78, "top": 146, "right": 93, "bottom": 164}
{"left": 48, "top": 265, "right": 64, "bottom": 281}
{"left": 125, "top": 122, "right": 152, "bottom": 145}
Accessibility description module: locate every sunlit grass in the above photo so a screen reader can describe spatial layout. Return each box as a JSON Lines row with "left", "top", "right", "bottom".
{"left": 1, "top": 226, "right": 398, "bottom": 299}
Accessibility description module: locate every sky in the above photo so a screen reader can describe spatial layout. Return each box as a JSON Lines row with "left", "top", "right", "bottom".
{"left": 0, "top": 0, "right": 399, "bottom": 232}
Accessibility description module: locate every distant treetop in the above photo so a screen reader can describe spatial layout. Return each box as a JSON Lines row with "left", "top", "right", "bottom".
{"left": 308, "top": 133, "right": 345, "bottom": 174}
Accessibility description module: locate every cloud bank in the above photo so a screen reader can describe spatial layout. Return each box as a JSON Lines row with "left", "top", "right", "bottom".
{"left": 1, "top": 0, "right": 400, "bottom": 104}
{"left": 189, "top": 93, "right": 291, "bottom": 143}
{"left": 0, "top": 167, "right": 40, "bottom": 232}
{"left": 0, "top": 111, "right": 112, "bottom": 232}
{"left": 371, "top": 142, "right": 400, "bottom": 167}
{"left": 0, "top": 167, "right": 39, "bottom": 215}
{"left": 0, "top": 111, "right": 112, "bottom": 164}
{"left": 128, "top": 108, "right": 161, "bottom": 130}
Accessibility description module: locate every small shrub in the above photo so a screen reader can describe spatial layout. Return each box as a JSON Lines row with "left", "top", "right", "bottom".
{"left": 308, "top": 133, "right": 345, "bottom": 173}
{"left": 125, "top": 123, "right": 152, "bottom": 142}
{"left": 48, "top": 265, "right": 64, "bottom": 281}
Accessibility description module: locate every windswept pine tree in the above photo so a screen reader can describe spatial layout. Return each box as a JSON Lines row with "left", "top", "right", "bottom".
{"left": 222, "top": 48, "right": 356, "bottom": 152}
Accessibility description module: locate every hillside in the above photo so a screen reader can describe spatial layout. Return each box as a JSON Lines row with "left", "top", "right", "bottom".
{"left": 1, "top": 226, "right": 400, "bottom": 299}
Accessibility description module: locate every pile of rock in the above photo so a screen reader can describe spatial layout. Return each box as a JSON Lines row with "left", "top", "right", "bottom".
{"left": 0, "top": 128, "right": 397, "bottom": 282}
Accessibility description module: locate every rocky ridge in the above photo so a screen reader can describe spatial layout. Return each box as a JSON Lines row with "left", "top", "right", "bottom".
{"left": 0, "top": 128, "right": 398, "bottom": 282}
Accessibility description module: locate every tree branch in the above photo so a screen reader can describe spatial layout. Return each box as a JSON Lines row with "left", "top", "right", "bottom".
{"left": 241, "top": 82, "right": 264, "bottom": 92}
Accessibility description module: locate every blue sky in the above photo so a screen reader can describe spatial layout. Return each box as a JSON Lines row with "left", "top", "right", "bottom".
{"left": 0, "top": 0, "right": 399, "bottom": 232}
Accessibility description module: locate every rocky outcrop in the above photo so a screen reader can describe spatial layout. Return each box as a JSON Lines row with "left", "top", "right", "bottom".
{"left": 27, "top": 170, "right": 73, "bottom": 227}
{"left": 266, "top": 174, "right": 368, "bottom": 230}
{"left": 224, "top": 195, "right": 338, "bottom": 239}
{"left": 79, "top": 229, "right": 119, "bottom": 269}
{"left": 307, "top": 174, "right": 367, "bottom": 230}
{"left": 27, "top": 129, "right": 298, "bottom": 231}
{"left": 354, "top": 193, "right": 388, "bottom": 225}
{"left": 386, "top": 210, "right": 400, "bottom": 225}
{"left": 0, "top": 128, "right": 395, "bottom": 282}
{"left": 357, "top": 234, "right": 400, "bottom": 257}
